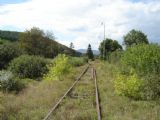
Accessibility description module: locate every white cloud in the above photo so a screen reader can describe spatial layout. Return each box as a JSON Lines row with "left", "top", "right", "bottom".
{"left": 0, "top": 0, "right": 160, "bottom": 49}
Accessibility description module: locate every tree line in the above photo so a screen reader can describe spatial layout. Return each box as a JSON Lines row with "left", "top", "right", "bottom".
{"left": 99, "top": 29, "right": 149, "bottom": 60}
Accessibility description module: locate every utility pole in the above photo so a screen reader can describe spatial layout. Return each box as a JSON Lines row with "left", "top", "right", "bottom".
{"left": 101, "top": 22, "right": 105, "bottom": 40}
{"left": 103, "top": 22, "right": 105, "bottom": 40}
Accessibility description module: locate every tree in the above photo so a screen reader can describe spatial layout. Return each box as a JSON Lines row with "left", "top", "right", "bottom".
{"left": 45, "top": 30, "right": 55, "bottom": 40}
{"left": 70, "top": 42, "right": 74, "bottom": 49}
{"left": 99, "top": 38, "right": 122, "bottom": 60}
{"left": 19, "top": 27, "right": 59, "bottom": 58}
{"left": 86, "top": 44, "right": 94, "bottom": 60}
{"left": 124, "top": 29, "right": 149, "bottom": 48}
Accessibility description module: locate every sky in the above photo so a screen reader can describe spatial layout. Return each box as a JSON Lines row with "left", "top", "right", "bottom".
{"left": 0, "top": 0, "right": 160, "bottom": 50}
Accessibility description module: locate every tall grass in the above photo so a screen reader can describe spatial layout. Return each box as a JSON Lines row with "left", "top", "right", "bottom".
{"left": 0, "top": 65, "right": 87, "bottom": 120}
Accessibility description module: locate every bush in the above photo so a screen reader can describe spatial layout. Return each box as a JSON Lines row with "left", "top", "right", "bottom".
{"left": 9, "top": 55, "right": 49, "bottom": 79}
{"left": 69, "top": 57, "right": 88, "bottom": 67}
{"left": 0, "top": 70, "right": 25, "bottom": 92}
{"left": 121, "top": 44, "right": 160, "bottom": 75}
{"left": 117, "top": 44, "right": 160, "bottom": 100}
{"left": 0, "top": 43, "right": 22, "bottom": 69}
{"left": 44, "top": 54, "right": 71, "bottom": 80}
{"left": 114, "top": 71, "right": 143, "bottom": 99}
{"left": 141, "top": 75, "right": 160, "bottom": 100}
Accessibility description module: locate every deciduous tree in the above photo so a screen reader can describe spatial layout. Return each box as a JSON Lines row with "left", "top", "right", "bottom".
{"left": 124, "top": 29, "right": 149, "bottom": 48}
{"left": 99, "top": 38, "right": 122, "bottom": 60}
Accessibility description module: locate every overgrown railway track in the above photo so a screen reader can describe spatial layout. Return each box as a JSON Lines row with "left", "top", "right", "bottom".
{"left": 43, "top": 65, "right": 102, "bottom": 120}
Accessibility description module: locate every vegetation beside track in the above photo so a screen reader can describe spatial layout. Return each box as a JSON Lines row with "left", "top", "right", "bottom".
{"left": 0, "top": 65, "right": 87, "bottom": 120}
{"left": 94, "top": 60, "right": 160, "bottom": 120}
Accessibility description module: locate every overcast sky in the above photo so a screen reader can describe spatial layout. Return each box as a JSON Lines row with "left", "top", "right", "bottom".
{"left": 0, "top": 0, "right": 160, "bottom": 49}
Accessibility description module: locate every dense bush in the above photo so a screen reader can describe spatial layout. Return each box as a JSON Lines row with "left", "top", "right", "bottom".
{"left": 121, "top": 44, "right": 160, "bottom": 75}
{"left": 69, "top": 57, "right": 88, "bottom": 66}
{"left": 114, "top": 71, "right": 143, "bottom": 99}
{"left": 44, "top": 54, "right": 71, "bottom": 80}
{"left": 9, "top": 55, "right": 49, "bottom": 79}
{"left": 0, "top": 43, "right": 22, "bottom": 69}
{"left": 115, "top": 44, "right": 160, "bottom": 100}
{"left": 0, "top": 70, "right": 25, "bottom": 92}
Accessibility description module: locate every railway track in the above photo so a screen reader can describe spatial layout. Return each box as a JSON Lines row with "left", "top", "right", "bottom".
{"left": 43, "top": 65, "right": 102, "bottom": 120}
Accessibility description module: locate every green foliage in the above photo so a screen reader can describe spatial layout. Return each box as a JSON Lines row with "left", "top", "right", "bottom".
{"left": 118, "top": 44, "right": 160, "bottom": 100}
{"left": 44, "top": 54, "right": 72, "bottom": 80}
{"left": 0, "top": 70, "right": 26, "bottom": 92}
{"left": 0, "top": 43, "right": 22, "bottom": 69}
{"left": 124, "top": 29, "right": 149, "bottom": 48}
{"left": 99, "top": 38, "right": 122, "bottom": 60}
{"left": 86, "top": 44, "right": 94, "bottom": 60}
{"left": 9, "top": 55, "right": 49, "bottom": 79}
{"left": 121, "top": 44, "right": 160, "bottom": 75}
{"left": 19, "top": 27, "right": 59, "bottom": 58}
{"left": 0, "top": 30, "right": 20, "bottom": 41}
{"left": 19, "top": 27, "right": 80, "bottom": 58}
{"left": 69, "top": 57, "right": 88, "bottom": 67}
{"left": 0, "top": 38, "right": 11, "bottom": 45}
{"left": 114, "top": 71, "right": 143, "bottom": 99}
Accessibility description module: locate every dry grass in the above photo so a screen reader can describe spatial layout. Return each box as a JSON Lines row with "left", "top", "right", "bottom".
{"left": 94, "top": 60, "right": 160, "bottom": 120}
{"left": 0, "top": 65, "right": 87, "bottom": 120}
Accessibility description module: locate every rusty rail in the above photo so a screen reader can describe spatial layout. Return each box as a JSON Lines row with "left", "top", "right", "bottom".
{"left": 93, "top": 68, "right": 102, "bottom": 120}
{"left": 43, "top": 65, "right": 89, "bottom": 120}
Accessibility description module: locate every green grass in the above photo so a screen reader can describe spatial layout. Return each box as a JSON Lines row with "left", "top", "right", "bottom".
{"left": 94, "top": 60, "right": 160, "bottom": 120}
{"left": 0, "top": 65, "right": 87, "bottom": 120}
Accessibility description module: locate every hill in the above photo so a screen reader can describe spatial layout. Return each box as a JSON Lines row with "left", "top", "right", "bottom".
{"left": 0, "top": 30, "right": 20, "bottom": 41}
{"left": 77, "top": 49, "right": 100, "bottom": 55}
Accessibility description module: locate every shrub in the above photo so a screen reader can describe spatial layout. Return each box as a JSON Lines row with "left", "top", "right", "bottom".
{"left": 140, "top": 75, "right": 160, "bottom": 100}
{"left": 118, "top": 44, "right": 160, "bottom": 99}
{"left": 44, "top": 54, "right": 71, "bottom": 80}
{"left": 121, "top": 44, "right": 160, "bottom": 75}
{"left": 0, "top": 70, "right": 25, "bottom": 92}
{"left": 0, "top": 43, "right": 22, "bottom": 69}
{"left": 114, "top": 71, "right": 143, "bottom": 99}
{"left": 9, "top": 55, "right": 49, "bottom": 79}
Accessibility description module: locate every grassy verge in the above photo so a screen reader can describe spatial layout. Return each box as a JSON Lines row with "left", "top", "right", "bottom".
{"left": 94, "top": 60, "right": 160, "bottom": 120}
{"left": 0, "top": 65, "right": 87, "bottom": 120}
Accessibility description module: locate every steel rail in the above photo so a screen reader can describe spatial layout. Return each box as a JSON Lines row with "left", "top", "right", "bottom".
{"left": 93, "top": 68, "right": 102, "bottom": 120}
